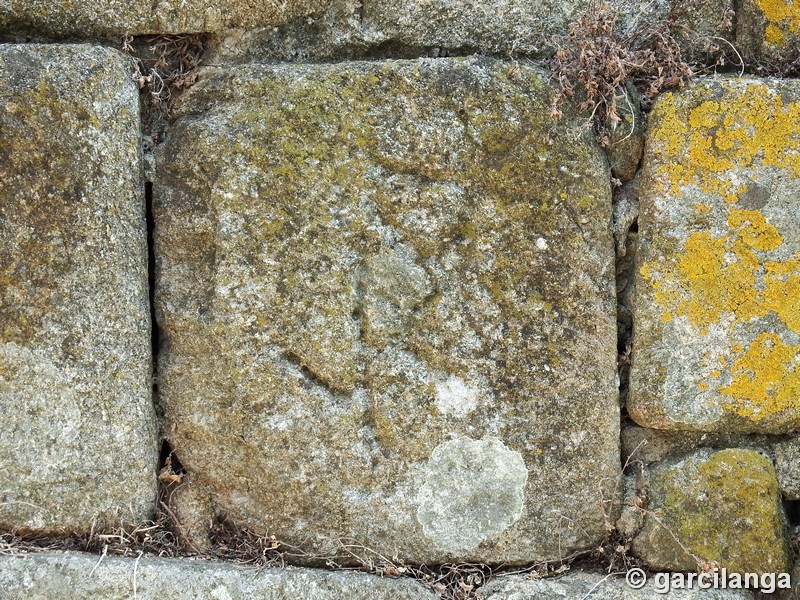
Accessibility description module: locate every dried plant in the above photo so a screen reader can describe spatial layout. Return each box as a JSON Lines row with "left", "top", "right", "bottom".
{"left": 122, "top": 34, "right": 206, "bottom": 118}
{"left": 551, "top": 1, "right": 691, "bottom": 145}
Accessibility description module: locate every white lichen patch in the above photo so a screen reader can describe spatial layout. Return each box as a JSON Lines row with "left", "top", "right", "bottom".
{"left": 434, "top": 375, "right": 479, "bottom": 417}
{"left": 416, "top": 437, "right": 528, "bottom": 553}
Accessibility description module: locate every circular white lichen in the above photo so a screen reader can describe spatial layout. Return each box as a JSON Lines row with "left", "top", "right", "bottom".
{"left": 416, "top": 436, "right": 528, "bottom": 553}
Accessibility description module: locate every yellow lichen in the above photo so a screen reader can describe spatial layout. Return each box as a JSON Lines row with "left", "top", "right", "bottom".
{"left": 721, "top": 333, "right": 800, "bottom": 419}
{"left": 642, "top": 83, "right": 800, "bottom": 423}
{"left": 764, "top": 255, "right": 800, "bottom": 332}
{"left": 652, "top": 84, "right": 800, "bottom": 199}
{"left": 728, "top": 208, "right": 783, "bottom": 250}
{"left": 642, "top": 224, "right": 800, "bottom": 419}
{"left": 756, "top": 0, "right": 800, "bottom": 46}
{"left": 646, "top": 230, "right": 763, "bottom": 331}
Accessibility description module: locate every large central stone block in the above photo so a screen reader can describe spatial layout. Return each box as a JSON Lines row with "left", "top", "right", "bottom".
{"left": 155, "top": 57, "right": 618, "bottom": 564}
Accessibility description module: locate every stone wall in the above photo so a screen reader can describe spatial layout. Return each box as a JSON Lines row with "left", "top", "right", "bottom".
{"left": 0, "top": 1, "right": 798, "bottom": 598}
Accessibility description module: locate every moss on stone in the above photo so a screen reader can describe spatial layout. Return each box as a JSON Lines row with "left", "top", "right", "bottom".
{"left": 634, "top": 448, "right": 790, "bottom": 574}
{"left": 156, "top": 57, "right": 618, "bottom": 564}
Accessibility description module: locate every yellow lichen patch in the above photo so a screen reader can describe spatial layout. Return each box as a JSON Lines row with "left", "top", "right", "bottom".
{"left": 643, "top": 83, "right": 800, "bottom": 425}
{"left": 644, "top": 230, "right": 764, "bottom": 330}
{"left": 721, "top": 333, "right": 800, "bottom": 419}
{"left": 756, "top": 0, "right": 800, "bottom": 46}
{"left": 652, "top": 84, "right": 800, "bottom": 199}
{"left": 727, "top": 208, "right": 783, "bottom": 251}
{"left": 764, "top": 254, "right": 800, "bottom": 332}
{"left": 641, "top": 202, "right": 800, "bottom": 422}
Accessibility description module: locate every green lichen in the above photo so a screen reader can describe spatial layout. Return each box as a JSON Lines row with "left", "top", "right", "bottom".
{"left": 159, "top": 58, "right": 617, "bottom": 560}
{"left": 653, "top": 449, "right": 790, "bottom": 574}
{"left": 0, "top": 58, "right": 107, "bottom": 345}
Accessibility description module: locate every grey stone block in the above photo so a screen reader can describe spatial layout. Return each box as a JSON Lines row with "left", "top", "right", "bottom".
{"left": 0, "top": 44, "right": 157, "bottom": 531}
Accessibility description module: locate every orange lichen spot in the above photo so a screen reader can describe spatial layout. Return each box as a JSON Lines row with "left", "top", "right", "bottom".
{"left": 721, "top": 333, "right": 800, "bottom": 419}
{"left": 727, "top": 209, "right": 783, "bottom": 251}
{"left": 695, "top": 203, "right": 712, "bottom": 212}
{"left": 756, "top": 0, "right": 800, "bottom": 46}
{"left": 698, "top": 381, "right": 710, "bottom": 391}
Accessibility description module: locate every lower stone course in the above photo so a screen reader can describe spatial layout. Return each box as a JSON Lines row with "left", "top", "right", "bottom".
{"left": 0, "top": 552, "right": 437, "bottom": 599}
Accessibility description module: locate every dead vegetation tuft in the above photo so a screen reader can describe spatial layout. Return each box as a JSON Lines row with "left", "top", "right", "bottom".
{"left": 122, "top": 34, "right": 206, "bottom": 120}
{"left": 551, "top": 1, "right": 691, "bottom": 146}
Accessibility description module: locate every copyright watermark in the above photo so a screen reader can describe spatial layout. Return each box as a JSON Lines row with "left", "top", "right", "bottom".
{"left": 625, "top": 568, "right": 793, "bottom": 595}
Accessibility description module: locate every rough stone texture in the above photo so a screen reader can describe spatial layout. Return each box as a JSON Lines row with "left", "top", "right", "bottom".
{"left": 0, "top": 45, "right": 157, "bottom": 530}
{"left": 0, "top": 552, "right": 437, "bottom": 599}
{"left": 155, "top": 57, "right": 619, "bottom": 564}
{"left": 737, "top": 0, "right": 800, "bottom": 65}
{"left": 202, "top": 0, "right": 734, "bottom": 63}
{"left": 608, "top": 84, "right": 645, "bottom": 184}
{"left": 360, "top": 0, "right": 733, "bottom": 57}
{"left": 0, "top": 0, "right": 329, "bottom": 38}
{"left": 630, "top": 448, "right": 790, "bottom": 573}
{"left": 774, "top": 436, "right": 800, "bottom": 499}
{"left": 620, "top": 424, "right": 779, "bottom": 465}
{"left": 480, "top": 571, "right": 756, "bottom": 599}
{"left": 629, "top": 77, "right": 800, "bottom": 433}
{"left": 0, "top": 0, "right": 734, "bottom": 53}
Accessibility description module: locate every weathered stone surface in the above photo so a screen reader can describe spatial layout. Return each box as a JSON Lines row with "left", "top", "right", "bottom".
{"left": 0, "top": 552, "right": 437, "bottom": 599}
{"left": 207, "top": 0, "right": 733, "bottom": 63}
{"left": 620, "top": 424, "right": 778, "bottom": 466}
{"left": 0, "top": 0, "right": 735, "bottom": 57}
{"left": 480, "top": 571, "right": 756, "bottom": 599}
{"left": 0, "top": 0, "right": 328, "bottom": 38}
{"left": 737, "top": 0, "right": 800, "bottom": 65}
{"left": 360, "top": 0, "right": 733, "bottom": 57}
{"left": 774, "top": 436, "right": 800, "bottom": 500}
{"left": 155, "top": 57, "right": 619, "bottom": 564}
{"left": 629, "top": 78, "right": 800, "bottom": 433}
{"left": 608, "top": 84, "right": 645, "bottom": 184}
{"left": 630, "top": 448, "right": 790, "bottom": 573}
{"left": 0, "top": 45, "right": 156, "bottom": 530}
